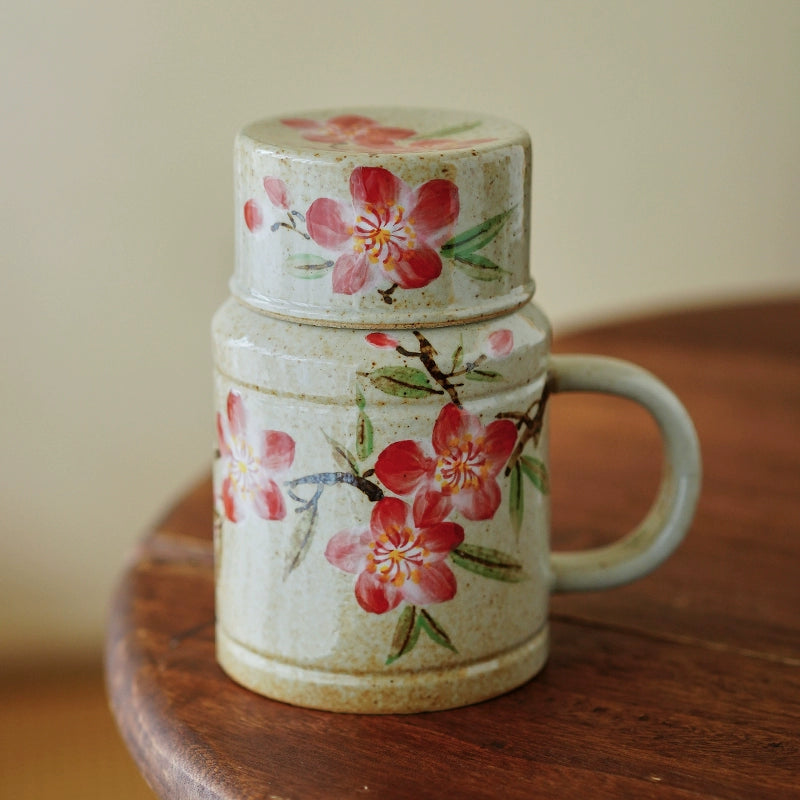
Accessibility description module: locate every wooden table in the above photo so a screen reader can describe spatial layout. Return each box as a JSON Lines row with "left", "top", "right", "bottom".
{"left": 106, "top": 299, "right": 800, "bottom": 799}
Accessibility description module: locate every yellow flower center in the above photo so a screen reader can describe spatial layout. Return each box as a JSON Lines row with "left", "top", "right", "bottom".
{"left": 367, "top": 525, "right": 429, "bottom": 586}
{"left": 435, "top": 436, "right": 488, "bottom": 494}
{"left": 352, "top": 203, "right": 416, "bottom": 268}
{"left": 228, "top": 438, "right": 261, "bottom": 499}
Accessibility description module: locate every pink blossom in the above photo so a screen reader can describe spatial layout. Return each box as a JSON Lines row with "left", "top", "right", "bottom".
{"left": 306, "top": 166, "right": 459, "bottom": 295}
{"left": 263, "top": 176, "right": 290, "bottom": 210}
{"left": 216, "top": 391, "right": 295, "bottom": 522}
{"left": 325, "top": 497, "right": 464, "bottom": 614}
{"left": 365, "top": 332, "right": 399, "bottom": 349}
{"left": 486, "top": 329, "right": 514, "bottom": 358}
{"left": 375, "top": 404, "right": 517, "bottom": 526}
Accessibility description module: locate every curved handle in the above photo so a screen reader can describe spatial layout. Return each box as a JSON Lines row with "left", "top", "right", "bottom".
{"left": 548, "top": 354, "right": 701, "bottom": 593}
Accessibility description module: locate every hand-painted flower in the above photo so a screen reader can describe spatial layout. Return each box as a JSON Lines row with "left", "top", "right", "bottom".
{"left": 325, "top": 497, "right": 464, "bottom": 614}
{"left": 375, "top": 404, "right": 517, "bottom": 526}
{"left": 365, "top": 332, "right": 399, "bottom": 349}
{"left": 216, "top": 391, "right": 295, "bottom": 522}
{"left": 281, "top": 115, "right": 416, "bottom": 148}
{"left": 486, "top": 329, "right": 514, "bottom": 357}
{"left": 306, "top": 166, "right": 459, "bottom": 295}
{"left": 263, "top": 176, "right": 290, "bottom": 210}
{"left": 243, "top": 199, "right": 263, "bottom": 232}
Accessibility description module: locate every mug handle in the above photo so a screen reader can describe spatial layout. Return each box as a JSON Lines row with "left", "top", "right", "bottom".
{"left": 547, "top": 354, "right": 701, "bottom": 593}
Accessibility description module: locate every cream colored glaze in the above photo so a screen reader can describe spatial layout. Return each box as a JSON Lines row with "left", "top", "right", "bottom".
{"left": 212, "top": 108, "right": 701, "bottom": 713}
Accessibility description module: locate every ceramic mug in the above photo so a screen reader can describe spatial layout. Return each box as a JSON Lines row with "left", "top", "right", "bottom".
{"left": 212, "top": 109, "right": 701, "bottom": 713}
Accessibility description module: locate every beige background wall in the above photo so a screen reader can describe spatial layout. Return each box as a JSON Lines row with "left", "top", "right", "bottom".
{"left": 2, "top": 0, "right": 798, "bottom": 665}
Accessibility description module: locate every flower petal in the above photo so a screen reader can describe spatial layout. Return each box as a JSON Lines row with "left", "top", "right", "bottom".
{"left": 332, "top": 253, "right": 372, "bottom": 294}
{"left": 221, "top": 477, "right": 240, "bottom": 522}
{"left": 391, "top": 245, "right": 442, "bottom": 290}
{"left": 263, "top": 176, "right": 290, "bottom": 210}
{"left": 243, "top": 200, "right": 263, "bottom": 232}
{"left": 431, "top": 403, "right": 468, "bottom": 455}
{"left": 281, "top": 118, "right": 321, "bottom": 131}
{"left": 410, "top": 179, "right": 459, "bottom": 244}
{"left": 226, "top": 392, "right": 246, "bottom": 439}
{"left": 375, "top": 440, "right": 432, "bottom": 495}
{"left": 354, "top": 126, "right": 415, "bottom": 147}
{"left": 487, "top": 329, "right": 514, "bottom": 357}
{"left": 324, "top": 528, "right": 368, "bottom": 574}
{"left": 418, "top": 521, "right": 465, "bottom": 556}
{"left": 327, "top": 114, "right": 377, "bottom": 132}
{"left": 261, "top": 430, "right": 295, "bottom": 473}
{"left": 482, "top": 419, "right": 517, "bottom": 476}
{"left": 355, "top": 570, "right": 401, "bottom": 614}
{"left": 402, "top": 561, "right": 457, "bottom": 607}
{"left": 453, "top": 478, "right": 502, "bottom": 521}
{"left": 350, "top": 166, "right": 403, "bottom": 209}
{"left": 412, "top": 488, "right": 452, "bottom": 528}
{"left": 306, "top": 197, "right": 353, "bottom": 249}
{"left": 365, "top": 332, "right": 399, "bottom": 349}
{"left": 370, "top": 497, "right": 411, "bottom": 538}
{"left": 253, "top": 478, "right": 286, "bottom": 521}
{"left": 216, "top": 412, "right": 231, "bottom": 458}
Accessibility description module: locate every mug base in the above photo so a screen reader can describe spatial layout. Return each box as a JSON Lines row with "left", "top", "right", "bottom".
{"left": 216, "top": 624, "right": 549, "bottom": 714}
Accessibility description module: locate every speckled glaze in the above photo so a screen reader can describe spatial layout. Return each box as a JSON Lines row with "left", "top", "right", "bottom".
{"left": 212, "top": 109, "right": 701, "bottom": 713}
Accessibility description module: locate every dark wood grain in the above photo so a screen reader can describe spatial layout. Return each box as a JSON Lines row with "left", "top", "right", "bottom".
{"left": 106, "top": 298, "right": 800, "bottom": 799}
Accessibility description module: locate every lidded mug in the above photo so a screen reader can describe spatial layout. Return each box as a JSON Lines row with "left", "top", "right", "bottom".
{"left": 212, "top": 108, "right": 701, "bottom": 713}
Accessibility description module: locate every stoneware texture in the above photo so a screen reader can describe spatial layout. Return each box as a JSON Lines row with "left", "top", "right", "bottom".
{"left": 212, "top": 108, "right": 701, "bottom": 713}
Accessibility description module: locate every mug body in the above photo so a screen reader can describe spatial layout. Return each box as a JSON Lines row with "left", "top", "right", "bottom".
{"left": 210, "top": 107, "right": 702, "bottom": 712}
{"left": 212, "top": 298, "right": 554, "bottom": 712}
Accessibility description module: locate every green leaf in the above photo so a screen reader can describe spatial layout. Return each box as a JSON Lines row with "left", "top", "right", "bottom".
{"left": 450, "top": 544, "right": 527, "bottom": 583}
{"left": 520, "top": 455, "right": 550, "bottom": 495}
{"left": 322, "top": 431, "right": 360, "bottom": 476}
{"left": 452, "top": 255, "right": 507, "bottom": 282}
{"left": 285, "top": 253, "right": 334, "bottom": 279}
{"left": 386, "top": 605, "right": 421, "bottom": 665}
{"left": 356, "top": 410, "right": 373, "bottom": 460}
{"left": 419, "top": 610, "right": 457, "bottom": 653}
{"left": 509, "top": 462, "right": 524, "bottom": 536}
{"left": 367, "top": 366, "right": 442, "bottom": 399}
{"left": 464, "top": 368, "right": 504, "bottom": 382}
{"left": 386, "top": 607, "right": 458, "bottom": 664}
{"left": 284, "top": 504, "right": 318, "bottom": 578}
{"left": 451, "top": 341, "right": 464, "bottom": 372}
{"left": 355, "top": 384, "right": 366, "bottom": 410}
{"left": 440, "top": 208, "right": 514, "bottom": 258}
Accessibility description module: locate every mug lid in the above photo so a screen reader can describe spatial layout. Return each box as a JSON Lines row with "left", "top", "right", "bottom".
{"left": 233, "top": 107, "right": 533, "bottom": 328}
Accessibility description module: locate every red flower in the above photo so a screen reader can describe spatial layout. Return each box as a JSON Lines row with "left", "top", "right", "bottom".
{"left": 282, "top": 115, "right": 415, "bottom": 149}
{"left": 375, "top": 404, "right": 517, "bottom": 525}
{"left": 325, "top": 497, "right": 464, "bottom": 614}
{"left": 365, "top": 332, "right": 399, "bottom": 349}
{"left": 306, "top": 166, "right": 459, "bottom": 295}
{"left": 263, "top": 176, "right": 290, "bottom": 210}
{"left": 486, "top": 329, "right": 514, "bottom": 357}
{"left": 216, "top": 391, "right": 295, "bottom": 522}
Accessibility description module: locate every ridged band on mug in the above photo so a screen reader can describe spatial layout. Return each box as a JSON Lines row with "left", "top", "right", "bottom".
{"left": 216, "top": 623, "right": 549, "bottom": 714}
